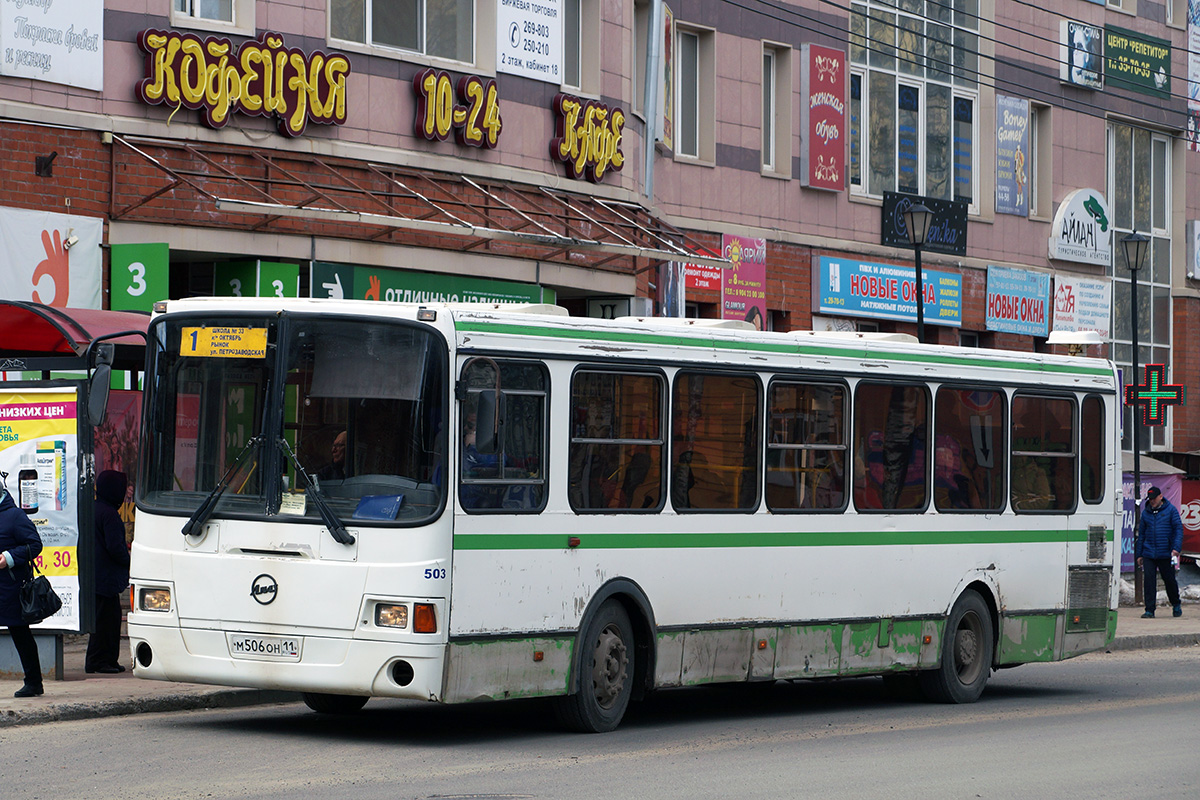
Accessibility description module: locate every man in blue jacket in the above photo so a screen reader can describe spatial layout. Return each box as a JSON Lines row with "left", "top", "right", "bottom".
{"left": 1136, "top": 486, "right": 1184, "bottom": 618}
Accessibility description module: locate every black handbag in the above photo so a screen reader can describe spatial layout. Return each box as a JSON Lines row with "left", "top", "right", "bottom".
{"left": 20, "top": 561, "right": 63, "bottom": 624}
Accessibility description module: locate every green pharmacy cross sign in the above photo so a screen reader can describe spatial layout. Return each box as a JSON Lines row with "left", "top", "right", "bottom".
{"left": 1125, "top": 363, "right": 1186, "bottom": 426}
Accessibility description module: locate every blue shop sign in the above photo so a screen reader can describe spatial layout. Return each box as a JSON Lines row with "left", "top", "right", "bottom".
{"left": 815, "top": 256, "right": 962, "bottom": 327}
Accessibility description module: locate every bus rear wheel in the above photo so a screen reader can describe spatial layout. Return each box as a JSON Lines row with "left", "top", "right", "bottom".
{"left": 555, "top": 600, "right": 635, "bottom": 733}
{"left": 302, "top": 692, "right": 369, "bottom": 714}
{"left": 919, "top": 589, "right": 993, "bottom": 704}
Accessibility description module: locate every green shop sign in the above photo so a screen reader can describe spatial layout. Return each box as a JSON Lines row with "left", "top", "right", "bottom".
{"left": 310, "top": 262, "right": 555, "bottom": 305}
{"left": 1104, "top": 25, "right": 1171, "bottom": 98}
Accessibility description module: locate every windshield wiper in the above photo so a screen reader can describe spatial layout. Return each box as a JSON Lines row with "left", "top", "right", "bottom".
{"left": 277, "top": 436, "right": 355, "bottom": 545}
{"left": 181, "top": 436, "right": 263, "bottom": 538}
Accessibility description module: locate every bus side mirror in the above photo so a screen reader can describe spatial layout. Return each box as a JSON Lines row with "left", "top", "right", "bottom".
{"left": 474, "top": 390, "right": 500, "bottom": 455}
{"left": 87, "top": 343, "right": 114, "bottom": 427}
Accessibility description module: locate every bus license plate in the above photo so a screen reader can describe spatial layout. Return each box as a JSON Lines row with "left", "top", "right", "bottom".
{"left": 227, "top": 633, "right": 302, "bottom": 661}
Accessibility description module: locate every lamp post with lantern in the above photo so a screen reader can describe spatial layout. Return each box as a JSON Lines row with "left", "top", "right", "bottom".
{"left": 902, "top": 202, "right": 934, "bottom": 344}
{"left": 1123, "top": 229, "right": 1149, "bottom": 604}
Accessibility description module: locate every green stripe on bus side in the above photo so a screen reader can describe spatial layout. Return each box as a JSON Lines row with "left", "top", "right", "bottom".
{"left": 454, "top": 321, "right": 1113, "bottom": 377}
{"left": 453, "top": 528, "right": 1103, "bottom": 550}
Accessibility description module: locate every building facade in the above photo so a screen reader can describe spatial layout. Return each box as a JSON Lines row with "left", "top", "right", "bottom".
{"left": 0, "top": 0, "right": 1197, "bottom": 461}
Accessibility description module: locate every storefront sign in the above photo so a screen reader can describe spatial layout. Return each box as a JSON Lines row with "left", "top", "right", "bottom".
{"left": 214, "top": 261, "right": 299, "bottom": 298}
{"left": 985, "top": 266, "right": 1049, "bottom": 337}
{"left": 497, "top": 0, "right": 563, "bottom": 83}
{"left": 1048, "top": 189, "right": 1111, "bottom": 267}
{"left": 110, "top": 243, "right": 170, "bottom": 313}
{"left": 1053, "top": 275, "right": 1111, "bottom": 335}
{"left": 310, "top": 262, "right": 554, "bottom": 305}
{"left": 995, "top": 95, "right": 1029, "bottom": 217}
{"left": 0, "top": 207, "right": 102, "bottom": 309}
{"left": 800, "top": 44, "right": 846, "bottom": 192}
{"left": 814, "top": 255, "right": 962, "bottom": 327}
{"left": 1059, "top": 21, "right": 1103, "bottom": 90}
{"left": 881, "top": 192, "right": 967, "bottom": 256}
{"left": 549, "top": 93, "right": 624, "bottom": 182}
{"left": 0, "top": 0, "right": 103, "bottom": 89}
{"left": 721, "top": 235, "right": 766, "bottom": 327}
{"left": 413, "top": 69, "right": 503, "bottom": 148}
{"left": 136, "top": 30, "right": 350, "bottom": 137}
{"left": 0, "top": 388, "right": 82, "bottom": 630}
{"left": 1105, "top": 25, "right": 1171, "bottom": 98}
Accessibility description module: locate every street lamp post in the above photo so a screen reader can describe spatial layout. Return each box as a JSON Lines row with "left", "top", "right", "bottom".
{"left": 1123, "top": 230, "right": 1149, "bottom": 604}
{"left": 902, "top": 202, "right": 933, "bottom": 343}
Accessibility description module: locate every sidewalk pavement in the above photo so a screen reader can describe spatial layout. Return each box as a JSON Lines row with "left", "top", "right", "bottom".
{"left": 3, "top": 605, "right": 1198, "bottom": 728}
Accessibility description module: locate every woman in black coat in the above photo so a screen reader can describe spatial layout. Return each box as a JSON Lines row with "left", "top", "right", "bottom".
{"left": 0, "top": 485, "right": 45, "bottom": 697}
{"left": 86, "top": 471, "right": 130, "bottom": 673}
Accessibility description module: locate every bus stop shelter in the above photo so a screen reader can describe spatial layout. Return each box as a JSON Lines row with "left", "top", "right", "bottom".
{"left": 0, "top": 301, "right": 148, "bottom": 682}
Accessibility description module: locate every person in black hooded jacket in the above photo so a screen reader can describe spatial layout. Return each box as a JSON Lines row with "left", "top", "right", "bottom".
{"left": 0, "top": 482, "right": 45, "bottom": 697}
{"left": 86, "top": 471, "right": 130, "bottom": 673}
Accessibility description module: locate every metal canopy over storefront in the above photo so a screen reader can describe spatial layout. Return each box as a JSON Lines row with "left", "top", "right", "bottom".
{"left": 108, "top": 135, "right": 729, "bottom": 271}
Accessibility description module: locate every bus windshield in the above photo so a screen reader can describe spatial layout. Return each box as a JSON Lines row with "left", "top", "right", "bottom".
{"left": 139, "top": 313, "right": 447, "bottom": 525}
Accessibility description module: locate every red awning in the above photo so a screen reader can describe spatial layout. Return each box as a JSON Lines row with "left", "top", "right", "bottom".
{"left": 0, "top": 301, "right": 149, "bottom": 369}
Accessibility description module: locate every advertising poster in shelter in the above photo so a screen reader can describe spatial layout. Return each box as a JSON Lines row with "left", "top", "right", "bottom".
{"left": 0, "top": 388, "right": 81, "bottom": 630}
{"left": 720, "top": 235, "right": 766, "bottom": 328}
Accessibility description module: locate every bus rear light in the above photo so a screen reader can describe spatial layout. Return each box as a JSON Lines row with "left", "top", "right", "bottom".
{"left": 413, "top": 603, "right": 437, "bottom": 633}
{"left": 139, "top": 588, "right": 172, "bottom": 612}
{"left": 375, "top": 603, "right": 409, "bottom": 629}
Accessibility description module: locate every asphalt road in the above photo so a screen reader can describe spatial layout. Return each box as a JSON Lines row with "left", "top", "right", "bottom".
{"left": 4, "top": 647, "right": 1197, "bottom": 800}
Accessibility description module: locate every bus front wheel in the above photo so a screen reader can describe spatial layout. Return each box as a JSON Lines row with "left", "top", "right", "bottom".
{"left": 919, "top": 590, "right": 993, "bottom": 704}
{"left": 302, "top": 692, "right": 369, "bottom": 714}
{"left": 555, "top": 600, "right": 635, "bottom": 733}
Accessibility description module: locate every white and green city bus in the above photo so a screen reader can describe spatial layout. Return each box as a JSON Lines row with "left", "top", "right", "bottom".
{"left": 127, "top": 298, "right": 1119, "bottom": 731}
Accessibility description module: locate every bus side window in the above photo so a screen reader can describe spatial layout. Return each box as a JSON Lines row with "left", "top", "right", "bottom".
{"left": 933, "top": 387, "right": 1006, "bottom": 512}
{"left": 568, "top": 370, "right": 665, "bottom": 512}
{"left": 671, "top": 372, "right": 762, "bottom": 513}
{"left": 1011, "top": 395, "right": 1076, "bottom": 512}
{"left": 766, "top": 381, "right": 847, "bottom": 512}
{"left": 853, "top": 382, "right": 929, "bottom": 512}
{"left": 1080, "top": 396, "right": 1104, "bottom": 504}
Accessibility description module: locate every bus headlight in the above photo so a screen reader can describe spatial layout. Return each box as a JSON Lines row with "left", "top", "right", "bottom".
{"left": 139, "top": 588, "right": 172, "bottom": 612}
{"left": 375, "top": 603, "right": 409, "bottom": 629}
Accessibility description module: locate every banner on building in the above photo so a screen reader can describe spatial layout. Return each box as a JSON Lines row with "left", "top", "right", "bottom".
{"left": 986, "top": 267, "right": 1050, "bottom": 337}
{"left": 721, "top": 235, "right": 766, "bottom": 328}
{"left": 1105, "top": 25, "right": 1171, "bottom": 99}
{"left": 1053, "top": 275, "right": 1111, "bottom": 336}
{"left": 0, "top": 1, "right": 103, "bottom": 90}
{"left": 800, "top": 44, "right": 846, "bottom": 192}
{"left": 1189, "top": 0, "right": 1200, "bottom": 151}
{"left": 497, "top": 0, "right": 564, "bottom": 83}
{"left": 814, "top": 255, "right": 962, "bottom": 327}
{"left": 0, "top": 207, "right": 102, "bottom": 309}
{"left": 1060, "top": 21, "right": 1103, "bottom": 90}
{"left": 881, "top": 192, "right": 968, "bottom": 256}
{"left": 995, "top": 96, "right": 1030, "bottom": 217}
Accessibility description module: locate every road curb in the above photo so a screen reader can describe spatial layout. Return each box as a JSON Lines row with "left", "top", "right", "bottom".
{"left": 0, "top": 689, "right": 300, "bottom": 728}
{"left": 1107, "top": 633, "right": 1200, "bottom": 652}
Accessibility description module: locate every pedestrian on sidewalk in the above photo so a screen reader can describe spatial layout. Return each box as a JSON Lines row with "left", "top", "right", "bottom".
{"left": 0, "top": 478, "right": 45, "bottom": 698}
{"left": 1136, "top": 485, "right": 1184, "bottom": 619}
{"left": 86, "top": 470, "right": 130, "bottom": 674}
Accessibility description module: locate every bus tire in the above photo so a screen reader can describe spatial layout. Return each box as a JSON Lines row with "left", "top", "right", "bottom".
{"left": 555, "top": 600, "right": 635, "bottom": 733}
{"left": 302, "top": 692, "right": 369, "bottom": 715}
{"left": 918, "top": 590, "right": 993, "bottom": 704}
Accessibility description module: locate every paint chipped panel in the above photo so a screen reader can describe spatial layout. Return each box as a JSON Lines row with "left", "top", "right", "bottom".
{"left": 773, "top": 624, "right": 841, "bottom": 679}
{"left": 680, "top": 628, "right": 754, "bottom": 685}
{"left": 443, "top": 637, "right": 572, "bottom": 703}
{"left": 998, "top": 613, "right": 1060, "bottom": 664}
